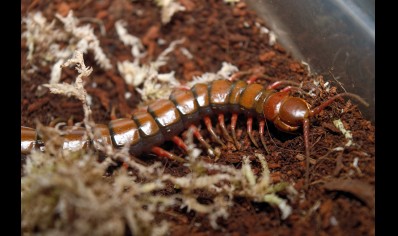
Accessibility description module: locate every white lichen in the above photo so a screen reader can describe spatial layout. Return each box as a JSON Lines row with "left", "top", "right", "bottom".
{"left": 187, "top": 62, "right": 239, "bottom": 87}
{"left": 115, "top": 20, "right": 146, "bottom": 60}
{"left": 56, "top": 11, "right": 112, "bottom": 70}
{"left": 22, "top": 12, "right": 66, "bottom": 62}
{"left": 43, "top": 51, "right": 95, "bottom": 141}
{"left": 154, "top": 0, "right": 186, "bottom": 24}
{"left": 268, "top": 31, "right": 277, "bottom": 46}
{"left": 49, "top": 59, "right": 64, "bottom": 84}
{"left": 301, "top": 60, "right": 312, "bottom": 75}
{"left": 22, "top": 10, "right": 112, "bottom": 86}
{"left": 333, "top": 119, "right": 354, "bottom": 147}
{"left": 180, "top": 47, "right": 193, "bottom": 59}
{"left": 224, "top": 0, "right": 240, "bottom": 3}
{"left": 255, "top": 21, "right": 277, "bottom": 46}
{"left": 116, "top": 20, "right": 185, "bottom": 102}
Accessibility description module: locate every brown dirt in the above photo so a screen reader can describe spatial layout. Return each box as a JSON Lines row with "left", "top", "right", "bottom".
{"left": 21, "top": 0, "right": 375, "bottom": 235}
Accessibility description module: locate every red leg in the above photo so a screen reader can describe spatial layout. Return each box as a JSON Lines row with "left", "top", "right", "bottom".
{"left": 247, "top": 117, "right": 259, "bottom": 148}
{"left": 229, "top": 71, "right": 250, "bottom": 81}
{"left": 173, "top": 85, "right": 190, "bottom": 91}
{"left": 246, "top": 74, "right": 268, "bottom": 84}
{"left": 230, "top": 113, "right": 240, "bottom": 150}
{"left": 110, "top": 106, "right": 117, "bottom": 120}
{"left": 122, "top": 161, "right": 129, "bottom": 170}
{"left": 266, "top": 80, "right": 301, "bottom": 90}
{"left": 151, "top": 146, "right": 186, "bottom": 163}
{"left": 258, "top": 120, "right": 269, "bottom": 153}
{"left": 190, "top": 125, "right": 217, "bottom": 157}
{"left": 171, "top": 135, "right": 188, "bottom": 153}
{"left": 204, "top": 116, "right": 225, "bottom": 147}
{"left": 49, "top": 117, "right": 66, "bottom": 127}
{"left": 218, "top": 114, "right": 233, "bottom": 142}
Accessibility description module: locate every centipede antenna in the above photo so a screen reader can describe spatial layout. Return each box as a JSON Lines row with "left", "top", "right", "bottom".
{"left": 310, "top": 92, "right": 369, "bottom": 117}
{"left": 230, "top": 113, "right": 240, "bottom": 150}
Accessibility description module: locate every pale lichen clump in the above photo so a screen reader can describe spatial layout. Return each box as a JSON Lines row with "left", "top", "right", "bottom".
{"left": 153, "top": 0, "right": 186, "bottom": 24}
{"left": 186, "top": 62, "right": 239, "bottom": 87}
{"left": 115, "top": 15, "right": 240, "bottom": 98}
{"left": 333, "top": 119, "right": 354, "bottom": 147}
{"left": 116, "top": 20, "right": 184, "bottom": 102}
{"left": 21, "top": 11, "right": 111, "bottom": 85}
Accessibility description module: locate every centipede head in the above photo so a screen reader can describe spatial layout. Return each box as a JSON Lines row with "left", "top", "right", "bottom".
{"left": 263, "top": 92, "right": 311, "bottom": 133}
{"left": 263, "top": 90, "right": 368, "bottom": 189}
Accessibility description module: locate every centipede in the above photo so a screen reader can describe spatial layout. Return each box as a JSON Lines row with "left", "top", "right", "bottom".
{"left": 21, "top": 78, "right": 367, "bottom": 172}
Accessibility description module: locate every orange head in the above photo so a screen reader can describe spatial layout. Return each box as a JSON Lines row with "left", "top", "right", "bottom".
{"left": 263, "top": 92, "right": 311, "bottom": 132}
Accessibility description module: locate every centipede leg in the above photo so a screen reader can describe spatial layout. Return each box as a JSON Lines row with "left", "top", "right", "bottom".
{"left": 258, "top": 120, "right": 269, "bottom": 154}
{"left": 151, "top": 146, "right": 186, "bottom": 163}
{"left": 171, "top": 136, "right": 189, "bottom": 153}
{"left": 230, "top": 113, "right": 240, "bottom": 150}
{"left": 247, "top": 117, "right": 259, "bottom": 148}
{"left": 266, "top": 80, "right": 301, "bottom": 90}
{"left": 204, "top": 116, "right": 225, "bottom": 147}
{"left": 229, "top": 71, "right": 250, "bottom": 81}
{"left": 49, "top": 117, "right": 66, "bottom": 127}
{"left": 218, "top": 114, "right": 233, "bottom": 142}
{"left": 246, "top": 74, "right": 268, "bottom": 84}
{"left": 190, "top": 125, "right": 217, "bottom": 157}
{"left": 67, "top": 116, "right": 74, "bottom": 126}
{"left": 110, "top": 105, "right": 117, "bottom": 120}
